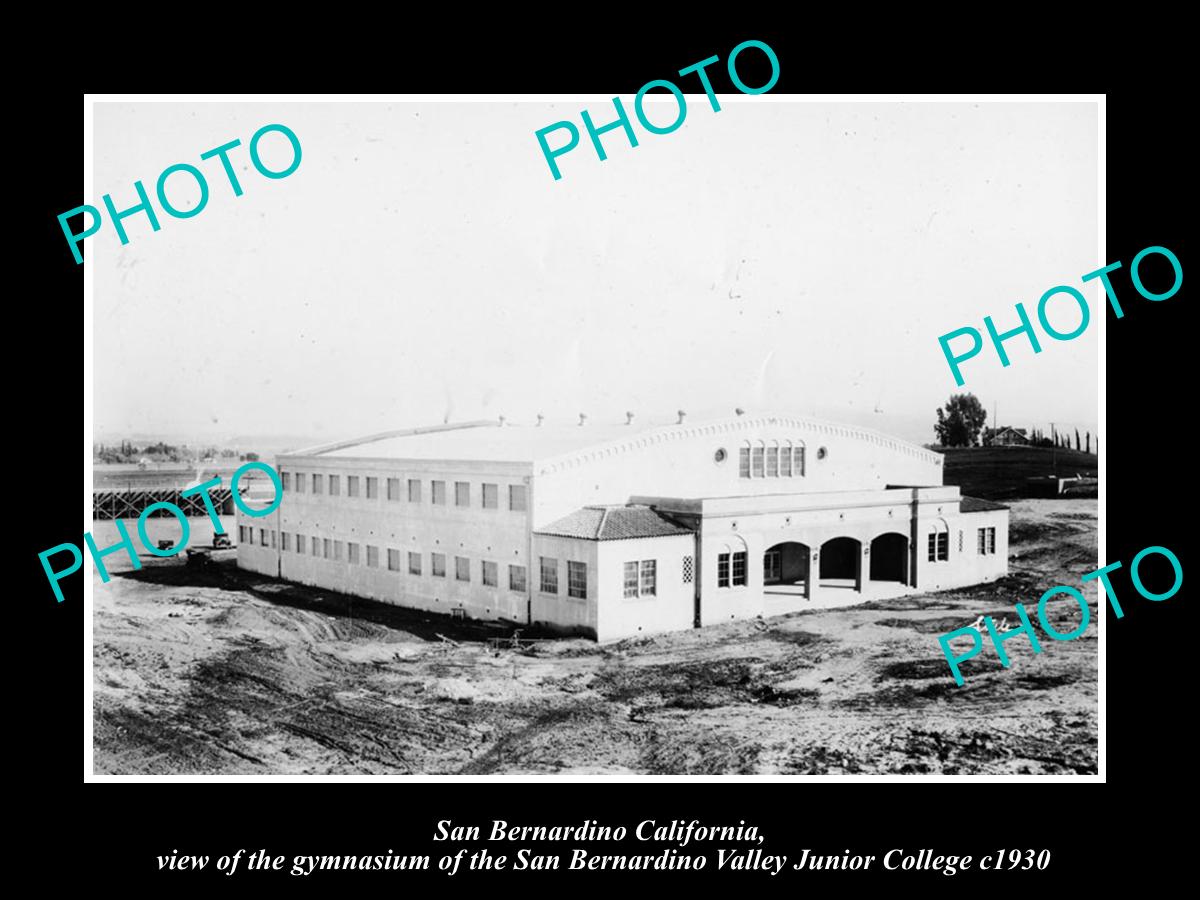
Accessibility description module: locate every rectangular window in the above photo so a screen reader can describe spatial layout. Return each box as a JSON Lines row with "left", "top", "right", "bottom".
{"left": 312, "top": 473, "right": 323, "bottom": 494}
{"left": 295, "top": 472, "right": 305, "bottom": 493}
{"left": 766, "top": 447, "right": 779, "bottom": 477}
{"left": 366, "top": 545, "right": 379, "bottom": 568}
{"left": 509, "top": 484, "right": 527, "bottom": 511}
{"left": 751, "top": 447, "right": 764, "bottom": 477}
{"left": 348, "top": 542, "right": 360, "bottom": 564}
{"left": 408, "top": 551, "right": 422, "bottom": 575}
{"left": 718, "top": 553, "right": 731, "bottom": 588}
{"left": 682, "top": 555, "right": 694, "bottom": 584}
{"left": 238, "top": 525, "right": 245, "bottom": 542}
{"left": 347, "top": 475, "right": 360, "bottom": 497}
{"left": 296, "top": 534, "right": 305, "bottom": 555}
{"left": 987, "top": 527, "right": 996, "bottom": 554}
{"left": 937, "top": 532, "right": 949, "bottom": 562}
{"left": 333, "top": 540, "right": 343, "bottom": 561}
{"left": 366, "top": 477, "right": 378, "bottom": 499}
{"left": 312, "top": 535, "right": 322, "bottom": 558}
{"left": 387, "top": 548, "right": 400, "bottom": 571}
{"left": 431, "top": 552, "right": 446, "bottom": 577}
{"left": 281, "top": 532, "right": 290, "bottom": 552}
{"left": 624, "top": 561, "right": 640, "bottom": 598}
{"left": 509, "top": 564, "right": 526, "bottom": 592}
{"left": 764, "top": 549, "right": 781, "bottom": 583}
{"left": 270, "top": 530, "right": 277, "bottom": 549}
{"left": 928, "top": 533, "right": 938, "bottom": 562}
{"left": 455, "top": 481, "right": 470, "bottom": 507}
{"left": 739, "top": 447, "right": 751, "bottom": 478}
{"left": 323, "top": 538, "right": 332, "bottom": 558}
{"left": 408, "top": 479, "right": 421, "bottom": 502}
{"left": 794, "top": 446, "right": 806, "bottom": 476}
{"left": 387, "top": 477, "right": 400, "bottom": 501}
{"left": 540, "top": 557, "right": 558, "bottom": 594}
{"left": 281, "top": 472, "right": 291, "bottom": 491}
{"left": 259, "top": 528, "right": 267, "bottom": 547}
{"left": 482, "top": 560, "right": 497, "bottom": 587}
{"left": 328, "top": 474, "right": 339, "bottom": 496}
{"left": 732, "top": 551, "right": 747, "bottom": 586}
{"left": 780, "top": 448, "right": 792, "bottom": 477}
{"left": 568, "top": 560, "right": 588, "bottom": 599}
{"left": 482, "top": 483, "right": 498, "bottom": 509}
{"left": 432, "top": 480, "right": 446, "bottom": 505}
{"left": 639, "top": 559, "right": 656, "bottom": 596}
{"left": 455, "top": 556, "right": 470, "bottom": 581}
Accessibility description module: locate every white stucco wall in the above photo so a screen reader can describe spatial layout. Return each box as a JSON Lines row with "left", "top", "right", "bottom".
{"left": 529, "top": 534, "right": 598, "bottom": 636}
{"left": 595, "top": 535, "right": 696, "bottom": 642}
{"left": 531, "top": 415, "right": 943, "bottom": 527}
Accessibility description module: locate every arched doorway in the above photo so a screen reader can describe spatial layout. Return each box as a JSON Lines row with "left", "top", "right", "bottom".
{"left": 819, "top": 537, "right": 862, "bottom": 591}
{"left": 869, "top": 533, "right": 908, "bottom": 585}
{"left": 763, "top": 541, "right": 811, "bottom": 598}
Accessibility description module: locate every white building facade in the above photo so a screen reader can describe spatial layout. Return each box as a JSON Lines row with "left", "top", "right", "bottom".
{"left": 237, "top": 413, "right": 1008, "bottom": 641}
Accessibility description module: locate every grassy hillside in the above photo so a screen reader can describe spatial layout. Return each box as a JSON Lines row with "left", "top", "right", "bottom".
{"left": 938, "top": 446, "right": 1098, "bottom": 500}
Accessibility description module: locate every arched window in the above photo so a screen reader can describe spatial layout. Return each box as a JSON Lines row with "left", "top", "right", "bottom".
{"left": 751, "top": 441, "right": 765, "bottom": 478}
{"left": 780, "top": 440, "right": 793, "bottom": 477}
{"left": 717, "top": 537, "right": 749, "bottom": 588}
{"left": 766, "top": 440, "right": 780, "bottom": 477}
{"left": 793, "top": 442, "right": 806, "bottom": 477}
{"left": 926, "top": 519, "right": 950, "bottom": 562}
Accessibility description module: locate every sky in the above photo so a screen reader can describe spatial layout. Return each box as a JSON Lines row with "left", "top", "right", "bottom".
{"left": 92, "top": 99, "right": 1099, "bottom": 448}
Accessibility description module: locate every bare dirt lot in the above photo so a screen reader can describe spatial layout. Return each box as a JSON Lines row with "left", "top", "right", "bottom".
{"left": 93, "top": 499, "right": 1098, "bottom": 775}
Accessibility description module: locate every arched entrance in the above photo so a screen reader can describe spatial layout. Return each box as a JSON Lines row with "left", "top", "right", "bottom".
{"left": 869, "top": 533, "right": 909, "bottom": 585}
{"left": 763, "top": 541, "right": 811, "bottom": 598}
{"left": 819, "top": 537, "right": 862, "bottom": 591}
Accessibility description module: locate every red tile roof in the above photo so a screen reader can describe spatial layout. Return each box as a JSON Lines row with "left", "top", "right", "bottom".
{"left": 536, "top": 506, "right": 695, "bottom": 541}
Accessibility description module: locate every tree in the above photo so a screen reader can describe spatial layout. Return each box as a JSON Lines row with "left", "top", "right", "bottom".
{"left": 1075, "top": 428, "right": 1081, "bottom": 451}
{"left": 1086, "top": 431, "right": 1091, "bottom": 454}
{"left": 934, "top": 393, "right": 987, "bottom": 448}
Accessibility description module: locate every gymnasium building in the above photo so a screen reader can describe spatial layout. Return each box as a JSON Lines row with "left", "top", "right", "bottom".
{"left": 236, "top": 412, "right": 1008, "bottom": 641}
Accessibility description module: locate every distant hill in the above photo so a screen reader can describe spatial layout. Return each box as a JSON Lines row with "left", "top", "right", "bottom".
{"left": 938, "top": 446, "right": 1098, "bottom": 500}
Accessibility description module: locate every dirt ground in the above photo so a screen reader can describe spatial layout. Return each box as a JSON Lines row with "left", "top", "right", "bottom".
{"left": 92, "top": 499, "right": 1098, "bottom": 775}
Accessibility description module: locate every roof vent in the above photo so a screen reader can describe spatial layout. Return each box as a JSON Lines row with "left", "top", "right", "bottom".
{"left": 498, "top": 415, "right": 507, "bottom": 426}
{"left": 579, "top": 413, "right": 588, "bottom": 426}
{"left": 626, "top": 411, "right": 635, "bottom": 425}
{"left": 536, "top": 413, "right": 544, "bottom": 427}
{"left": 677, "top": 409, "right": 687, "bottom": 424}
{"left": 735, "top": 407, "right": 745, "bottom": 416}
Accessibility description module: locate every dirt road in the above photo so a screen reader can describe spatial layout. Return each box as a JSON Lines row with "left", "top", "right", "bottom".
{"left": 93, "top": 499, "right": 1098, "bottom": 775}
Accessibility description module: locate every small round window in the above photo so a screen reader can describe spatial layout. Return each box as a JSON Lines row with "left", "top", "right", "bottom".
{"left": 817, "top": 446, "right": 828, "bottom": 460}
{"left": 714, "top": 448, "right": 727, "bottom": 464}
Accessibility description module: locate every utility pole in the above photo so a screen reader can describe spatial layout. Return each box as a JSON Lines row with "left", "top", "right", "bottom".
{"left": 1049, "top": 421, "right": 1058, "bottom": 478}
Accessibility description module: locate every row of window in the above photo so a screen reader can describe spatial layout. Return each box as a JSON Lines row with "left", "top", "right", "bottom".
{"left": 538, "top": 557, "right": 588, "bottom": 599}
{"left": 927, "top": 526, "right": 998, "bottom": 562}
{"left": 281, "top": 472, "right": 527, "bottom": 511}
{"left": 236, "top": 526, "right": 529, "bottom": 591}
{"left": 738, "top": 445, "right": 806, "bottom": 479}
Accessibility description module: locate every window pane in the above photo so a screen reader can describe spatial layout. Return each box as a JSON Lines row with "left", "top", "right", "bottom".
{"left": 348, "top": 476, "right": 359, "bottom": 497}
{"left": 509, "top": 484, "right": 527, "bottom": 511}
{"left": 780, "top": 449, "right": 791, "bottom": 477}
{"left": 366, "top": 477, "right": 378, "bottom": 499}
{"left": 295, "top": 472, "right": 305, "bottom": 493}
{"left": 312, "top": 474, "right": 322, "bottom": 494}
{"left": 408, "top": 479, "right": 421, "bottom": 502}
{"left": 540, "top": 557, "right": 558, "bottom": 593}
{"left": 739, "top": 447, "right": 751, "bottom": 478}
{"left": 568, "top": 561, "right": 587, "bottom": 599}
{"left": 509, "top": 564, "right": 526, "bottom": 592}
{"left": 455, "top": 482, "right": 470, "bottom": 506}
{"left": 388, "top": 548, "right": 400, "bottom": 571}
{"left": 624, "top": 561, "right": 639, "bottom": 598}
{"left": 432, "top": 553, "right": 446, "bottom": 577}
{"left": 281, "top": 472, "right": 291, "bottom": 491}
{"left": 329, "top": 475, "right": 340, "bottom": 496}
{"left": 296, "top": 534, "right": 305, "bottom": 554}
{"left": 640, "top": 559, "right": 656, "bottom": 596}
{"left": 718, "top": 553, "right": 730, "bottom": 588}
{"left": 348, "top": 542, "right": 360, "bottom": 564}
{"left": 333, "top": 540, "right": 343, "bottom": 561}
{"left": 366, "top": 545, "right": 379, "bottom": 567}
{"left": 312, "top": 535, "right": 321, "bottom": 556}
{"left": 751, "top": 447, "right": 764, "bottom": 477}
{"left": 482, "top": 483, "right": 498, "bottom": 509}
{"left": 387, "top": 477, "right": 400, "bottom": 500}
{"left": 482, "top": 560, "right": 497, "bottom": 587}
{"left": 732, "top": 551, "right": 747, "bottom": 586}
{"left": 795, "top": 446, "right": 805, "bottom": 476}
{"left": 766, "top": 447, "right": 778, "bottom": 477}
{"left": 432, "top": 481, "right": 446, "bottom": 505}
{"left": 928, "top": 532, "right": 937, "bottom": 562}
{"left": 408, "top": 551, "right": 421, "bottom": 575}
{"left": 455, "top": 556, "right": 470, "bottom": 581}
